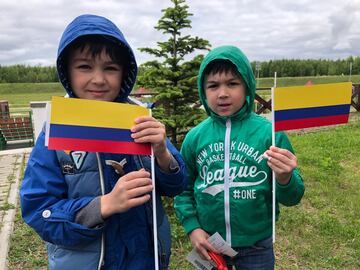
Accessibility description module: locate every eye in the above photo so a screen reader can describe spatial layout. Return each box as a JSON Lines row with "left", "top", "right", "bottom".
{"left": 105, "top": 65, "right": 121, "bottom": 71}
{"left": 206, "top": 83, "right": 217, "bottom": 90}
{"left": 229, "top": 80, "right": 242, "bottom": 87}
{"left": 77, "top": 64, "right": 91, "bottom": 70}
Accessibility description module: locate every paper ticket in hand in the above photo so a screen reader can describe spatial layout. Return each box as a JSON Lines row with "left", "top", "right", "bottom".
{"left": 207, "top": 232, "right": 237, "bottom": 257}
{"left": 187, "top": 232, "right": 237, "bottom": 270}
{"left": 187, "top": 249, "right": 216, "bottom": 270}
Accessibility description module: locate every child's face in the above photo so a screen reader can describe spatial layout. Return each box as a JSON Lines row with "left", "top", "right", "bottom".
{"left": 68, "top": 47, "right": 123, "bottom": 101}
{"left": 204, "top": 71, "right": 246, "bottom": 116}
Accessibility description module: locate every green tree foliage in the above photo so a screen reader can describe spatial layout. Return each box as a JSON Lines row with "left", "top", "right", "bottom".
{"left": 256, "top": 57, "right": 359, "bottom": 77}
{"left": 137, "top": 0, "right": 210, "bottom": 146}
{"left": 0, "top": 65, "right": 57, "bottom": 83}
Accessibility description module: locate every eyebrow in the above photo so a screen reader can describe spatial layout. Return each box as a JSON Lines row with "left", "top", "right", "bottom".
{"left": 71, "top": 57, "right": 120, "bottom": 65}
{"left": 205, "top": 80, "right": 218, "bottom": 84}
{"left": 71, "top": 57, "right": 91, "bottom": 62}
{"left": 206, "top": 77, "right": 241, "bottom": 84}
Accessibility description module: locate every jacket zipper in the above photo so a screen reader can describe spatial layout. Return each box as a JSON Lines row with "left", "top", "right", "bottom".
{"left": 224, "top": 119, "right": 232, "bottom": 245}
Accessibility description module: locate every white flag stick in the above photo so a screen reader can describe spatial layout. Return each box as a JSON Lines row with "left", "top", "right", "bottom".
{"left": 150, "top": 110, "right": 159, "bottom": 270}
{"left": 271, "top": 72, "right": 277, "bottom": 243}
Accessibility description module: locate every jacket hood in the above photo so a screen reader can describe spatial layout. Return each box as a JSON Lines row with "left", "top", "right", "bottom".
{"left": 56, "top": 14, "right": 137, "bottom": 102}
{"left": 197, "top": 45, "right": 256, "bottom": 118}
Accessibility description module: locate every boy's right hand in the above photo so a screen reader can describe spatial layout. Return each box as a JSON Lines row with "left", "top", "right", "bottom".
{"left": 100, "top": 169, "right": 153, "bottom": 219}
{"left": 189, "top": 228, "right": 218, "bottom": 261}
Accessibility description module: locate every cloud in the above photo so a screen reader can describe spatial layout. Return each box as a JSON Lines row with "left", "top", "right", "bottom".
{"left": 0, "top": 0, "right": 359, "bottom": 66}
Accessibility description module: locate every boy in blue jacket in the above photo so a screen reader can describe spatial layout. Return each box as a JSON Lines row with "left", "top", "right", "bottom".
{"left": 20, "top": 14, "right": 187, "bottom": 270}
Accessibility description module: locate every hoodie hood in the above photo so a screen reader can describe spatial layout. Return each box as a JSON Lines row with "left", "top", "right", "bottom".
{"left": 197, "top": 45, "right": 256, "bottom": 118}
{"left": 56, "top": 14, "right": 137, "bottom": 102}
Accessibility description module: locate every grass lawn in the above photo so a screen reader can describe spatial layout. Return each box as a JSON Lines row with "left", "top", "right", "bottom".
{"left": 0, "top": 83, "right": 63, "bottom": 110}
{"left": 7, "top": 113, "right": 360, "bottom": 269}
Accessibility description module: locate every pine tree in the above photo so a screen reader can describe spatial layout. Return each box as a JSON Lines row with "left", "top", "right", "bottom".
{"left": 137, "top": 0, "right": 210, "bottom": 146}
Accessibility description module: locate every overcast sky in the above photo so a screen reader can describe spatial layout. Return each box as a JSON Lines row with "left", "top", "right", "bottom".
{"left": 1, "top": 0, "right": 360, "bottom": 66}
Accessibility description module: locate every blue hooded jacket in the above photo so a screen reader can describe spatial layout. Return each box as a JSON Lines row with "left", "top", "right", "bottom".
{"left": 20, "top": 14, "right": 187, "bottom": 270}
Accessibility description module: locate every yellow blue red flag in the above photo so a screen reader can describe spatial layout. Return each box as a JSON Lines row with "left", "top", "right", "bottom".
{"left": 46, "top": 96, "right": 151, "bottom": 155}
{"left": 274, "top": 82, "right": 352, "bottom": 131}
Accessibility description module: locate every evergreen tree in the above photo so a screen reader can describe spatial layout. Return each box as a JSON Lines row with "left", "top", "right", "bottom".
{"left": 137, "top": 0, "right": 210, "bottom": 146}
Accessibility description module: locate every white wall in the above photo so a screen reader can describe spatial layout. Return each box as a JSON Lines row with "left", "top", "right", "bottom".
{"left": 30, "top": 101, "right": 48, "bottom": 141}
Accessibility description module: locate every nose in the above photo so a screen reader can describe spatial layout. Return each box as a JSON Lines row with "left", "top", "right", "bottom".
{"left": 218, "top": 85, "right": 229, "bottom": 98}
{"left": 92, "top": 69, "right": 105, "bottom": 84}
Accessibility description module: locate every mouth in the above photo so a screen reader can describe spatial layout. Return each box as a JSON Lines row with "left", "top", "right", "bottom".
{"left": 217, "top": 103, "right": 232, "bottom": 114}
{"left": 87, "top": 90, "right": 108, "bottom": 96}
{"left": 88, "top": 89, "right": 107, "bottom": 93}
{"left": 218, "top": 103, "right": 231, "bottom": 107}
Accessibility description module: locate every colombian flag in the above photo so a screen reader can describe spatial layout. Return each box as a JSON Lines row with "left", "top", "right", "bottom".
{"left": 274, "top": 82, "right": 352, "bottom": 131}
{"left": 46, "top": 96, "right": 151, "bottom": 155}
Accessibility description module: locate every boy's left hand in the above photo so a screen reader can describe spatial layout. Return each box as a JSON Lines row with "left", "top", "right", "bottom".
{"left": 264, "top": 146, "right": 297, "bottom": 185}
{"left": 131, "top": 116, "right": 172, "bottom": 170}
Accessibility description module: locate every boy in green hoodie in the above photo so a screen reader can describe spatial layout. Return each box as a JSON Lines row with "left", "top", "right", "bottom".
{"left": 174, "top": 45, "right": 305, "bottom": 270}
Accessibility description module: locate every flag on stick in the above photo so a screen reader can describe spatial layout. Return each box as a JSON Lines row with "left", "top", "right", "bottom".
{"left": 270, "top": 81, "right": 352, "bottom": 244}
{"left": 274, "top": 82, "right": 352, "bottom": 131}
{"left": 46, "top": 96, "right": 151, "bottom": 155}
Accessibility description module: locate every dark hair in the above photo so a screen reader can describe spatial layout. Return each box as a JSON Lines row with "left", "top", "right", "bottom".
{"left": 203, "top": 59, "right": 241, "bottom": 79}
{"left": 62, "top": 35, "right": 130, "bottom": 75}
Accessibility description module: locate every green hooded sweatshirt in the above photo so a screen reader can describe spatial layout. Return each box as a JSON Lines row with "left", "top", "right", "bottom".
{"left": 174, "top": 45, "right": 305, "bottom": 247}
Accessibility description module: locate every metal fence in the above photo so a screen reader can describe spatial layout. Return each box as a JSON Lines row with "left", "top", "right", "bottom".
{"left": 0, "top": 110, "right": 34, "bottom": 150}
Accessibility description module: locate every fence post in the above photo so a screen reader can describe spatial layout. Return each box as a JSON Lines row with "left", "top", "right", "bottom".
{"left": 0, "top": 132, "right": 5, "bottom": 150}
{"left": 352, "top": 84, "right": 360, "bottom": 112}
{"left": 0, "top": 100, "right": 10, "bottom": 119}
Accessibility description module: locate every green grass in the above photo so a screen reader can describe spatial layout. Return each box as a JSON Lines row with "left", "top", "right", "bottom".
{"left": 7, "top": 209, "right": 48, "bottom": 270}
{"left": 7, "top": 113, "right": 360, "bottom": 269}
{"left": 0, "top": 82, "right": 63, "bottom": 110}
{"left": 273, "top": 114, "right": 360, "bottom": 269}
{"left": 7, "top": 157, "right": 48, "bottom": 270}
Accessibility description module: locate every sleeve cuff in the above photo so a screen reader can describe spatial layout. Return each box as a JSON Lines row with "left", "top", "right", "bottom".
{"left": 75, "top": 196, "right": 104, "bottom": 228}
{"left": 276, "top": 174, "right": 296, "bottom": 191}
{"left": 183, "top": 216, "right": 201, "bottom": 234}
{"left": 157, "top": 153, "right": 180, "bottom": 174}
{"left": 276, "top": 172, "right": 304, "bottom": 204}
{"left": 169, "top": 154, "right": 180, "bottom": 173}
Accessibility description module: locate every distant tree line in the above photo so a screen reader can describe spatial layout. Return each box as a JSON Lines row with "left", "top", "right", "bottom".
{"left": 0, "top": 65, "right": 57, "bottom": 83}
{"left": 251, "top": 56, "right": 360, "bottom": 78}
{"left": 1, "top": 56, "right": 360, "bottom": 83}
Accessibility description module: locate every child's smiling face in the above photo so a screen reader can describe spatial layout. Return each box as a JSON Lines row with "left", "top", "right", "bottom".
{"left": 204, "top": 71, "right": 246, "bottom": 116}
{"left": 68, "top": 46, "right": 123, "bottom": 102}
